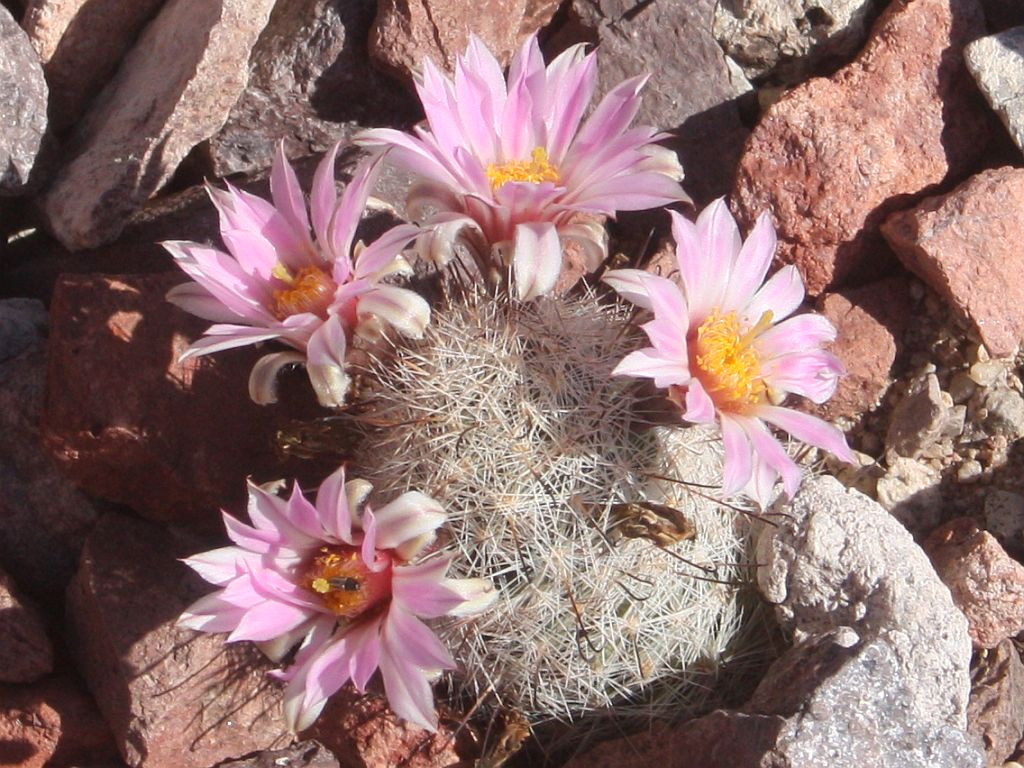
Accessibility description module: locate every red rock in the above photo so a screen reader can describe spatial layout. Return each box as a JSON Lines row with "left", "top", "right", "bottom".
{"left": 218, "top": 740, "right": 339, "bottom": 768}
{"left": 813, "top": 278, "right": 911, "bottom": 422}
{"left": 309, "top": 689, "right": 464, "bottom": 768}
{"left": 731, "top": 0, "right": 991, "bottom": 295}
{"left": 22, "top": 0, "right": 166, "bottom": 132}
{"left": 0, "top": 564, "right": 52, "bottom": 683}
{"left": 967, "top": 639, "right": 1024, "bottom": 765}
{"left": 370, "top": 0, "right": 560, "bottom": 82}
{"left": 42, "top": 272, "right": 332, "bottom": 525}
{"left": 66, "top": 511, "right": 288, "bottom": 768}
{"left": 0, "top": 674, "right": 119, "bottom": 768}
{"left": 925, "top": 518, "right": 1024, "bottom": 648}
{"left": 41, "top": 0, "right": 276, "bottom": 250}
{"left": 562, "top": 711, "right": 786, "bottom": 768}
{"left": 880, "top": 166, "right": 1024, "bottom": 357}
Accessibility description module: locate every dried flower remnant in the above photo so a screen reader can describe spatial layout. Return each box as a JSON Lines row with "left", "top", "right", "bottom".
{"left": 178, "top": 467, "right": 496, "bottom": 732}
{"left": 357, "top": 34, "right": 690, "bottom": 300}
{"left": 604, "top": 199, "right": 855, "bottom": 506}
{"left": 163, "top": 143, "right": 430, "bottom": 407}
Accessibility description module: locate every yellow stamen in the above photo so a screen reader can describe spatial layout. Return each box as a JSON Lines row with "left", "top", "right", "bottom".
{"left": 271, "top": 265, "right": 335, "bottom": 320}
{"left": 694, "top": 309, "right": 774, "bottom": 412}
{"left": 302, "top": 546, "right": 383, "bottom": 618}
{"left": 486, "top": 147, "right": 560, "bottom": 191}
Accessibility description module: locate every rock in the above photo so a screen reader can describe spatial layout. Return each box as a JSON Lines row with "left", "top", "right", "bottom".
{"left": 984, "top": 488, "right": 1024, "bottom": 551}
{"left": 875, "top": 456, "right": 943, "bottom": 533}
{"left": 199, "top": 0, "right": 421, "bottom": 179}
{"left": 885, "top": 373, "right": 949, "bottom": 460}
{"left": 925, "top": 518, "right": 1024, "bottom": 649}
{"left": 218, "top": 740, "right": 339, "bottom": 768}
{"left": 982, "top": 387, "right": 1024, "bottom": 439}
{"left": 0, "top": 336, "right": 97, "bottom": 608}
{"left": 21, "top": 0, "right": 166, "bottom": 133}
{"left": 309, "top": 690, "right": 463, "bottom": 768}
{"left": 41, "top": 0, "right": 276, "bottom": 250}
{"left": 570, "top": 476, "right": 984, "bottom": 768}
{"left": 967, "top": 639, "right": 1024, "bottom": 765}
{"left": 757, "top": 476, "right": 974, "bottom": 730}
{"left": 67, "top": 511, "right": 287, "bottom": 768}
{"left": 548, "top": 0, "right": 751, "bottom": 205}
{"left": 812, "top": 278, "right": 911, "bottom": 422}
{"left": 732, "top": 0, "right": 991, "bottom": 295}
{"left": 0, "top": 297, "right": 47, "bottom": 363}
{"left": 0, "top": 674, "right": 119, "bottom": 768}
{"left": 41, "top": 273, "right": 330, "bottom": 525}
{"left": 713, "top": 0, "right": 878, "bottom": 83}
{"left": 370, "top": 0, "right": 560, "bottom": 82}
{"left": 0, "top": 565, "right": 51, "bottom": 683}
{"left": 749, "top": 633, "right": 986, "bottom": 768}
{"left": 562, "top": 712, "right": 786, "bottom": 768}
{"left": 965, "top": 27, "right": 1024, "bottom": 154}
{"left": 881, "top": 167, "right": 1024, "bottom": 358}
{"left": 0, "top": 4, "right": 48, "bottom": 195}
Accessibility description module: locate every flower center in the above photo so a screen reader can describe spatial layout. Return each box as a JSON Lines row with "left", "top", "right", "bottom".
{"left": 486, "top": 147, "right": 560, "bottom": 191}
{"left": 694, "top": 309, "right": 774, "bottom": 412}
{"left": 302, "top": 545, "right": 390, "bottom": 618}
{"left": 271, "top": 265, "right": 336, "bottom": 320}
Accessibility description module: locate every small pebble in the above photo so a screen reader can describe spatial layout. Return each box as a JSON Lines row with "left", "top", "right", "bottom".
{"left": 948, "top": 371, "right": 977, "bottom": 404}
{"left": 969, "top": 360, "right": 1004, "bottom": 387}
{"left": 957, "top": 460, "right": 984, "bottom": 483}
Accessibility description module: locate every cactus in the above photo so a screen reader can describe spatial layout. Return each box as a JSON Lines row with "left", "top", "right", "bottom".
{"left": 349, "top": 286, "right": 767, "bottom": 725}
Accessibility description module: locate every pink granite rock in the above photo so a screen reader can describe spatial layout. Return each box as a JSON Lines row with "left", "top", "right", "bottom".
{"left": 731, "top": 0, "right": 991, "bottom": 295}
{"left": 309, "top": 689, "right": 466, "bottom": 768}
{"left": 813, "top": 278, "right": 911, "bottom": 422}
{"left": 22, "top": 0, "right": 166, "bottom": 131}
{"left": 67, "top": 511, "right": 288, "bottom": 768}
{"left": 42, "top": 273, "right": 330, "bottom": 526}
{"left": 41, "top": 0, "right": 276, "bottom": 250}
{"left": 370, "top": 0, "right": 560, "bottom": 82}
{"left": 926, "top": 518, "right": 1024, "bottom": 649}
{"left": 881, "top": 166, "right": 1024, "bottom": 357}
{"left": 0, "top": 674, "right": 119, "bottom": 768}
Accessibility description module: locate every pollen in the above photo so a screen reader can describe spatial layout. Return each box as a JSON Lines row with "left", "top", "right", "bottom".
{"left": 302, "top": 546, "right": 389, "bottom": 618}
{"left": 271, "top": 265, "right": 336, "bottom": 320}
{"left": 694, "top": 309, "right": 774, "bottom": 412}
{"left": 486, "top": 147, "right": 560, "bottom": 191}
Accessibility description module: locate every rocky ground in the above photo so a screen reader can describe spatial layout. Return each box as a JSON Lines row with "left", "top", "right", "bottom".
{"left": 2, "top": 0, "right": 1024, "bottom": 766}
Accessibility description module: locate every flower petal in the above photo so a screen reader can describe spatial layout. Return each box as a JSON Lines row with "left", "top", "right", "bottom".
{"left": 722, "top": 210, "right": 776, "bottom": 310}
{"left": 305, "top": 315, "right": 351, "bottom": 408}
{"left": 513, "top": 221, "right": 562, "bottom": 302}
{"left": 744, "top": 265, "right": 805, "bottom": 325}
{"left": 248, "top": 350, "right": 306, "bottom": 405}
{"left": 682, "top": 379, "right": 716, "bottom": 424}
{"left": 757, "top": 405, "right": 856, "bottom": 464}
{"left": 315, "top": 464, "right": 356, "bottom": 544}
{"left": 356, "top": 285, "right": 431, "bottom": 340}
{"left": 720, "top": 415, "right": 753, "bottom": 496}
{"left": 371, "top": 492, "right": 446, "bottom": 554}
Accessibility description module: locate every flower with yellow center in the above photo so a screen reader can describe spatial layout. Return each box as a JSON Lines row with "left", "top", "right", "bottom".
{"left": 604, "top": 198, "right": 854, "bottom": 507}
{"left": 486, "top": 147, "right": 561, "bottom": 192}
{"left": 302, "top": 545, "right": 390, "bottom": 618}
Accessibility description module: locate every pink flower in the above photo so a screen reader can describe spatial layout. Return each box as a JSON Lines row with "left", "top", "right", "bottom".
{"left": 164, "top": 144, "right": 430, "bottom": 407}
{"left": 603, "top": 199, "right": 855, "bottom": 507}
{"left": 356, "top": 34, "right": 689, "bottom": 301}
{"left": 179, "top": 467, "right": 496, "bottom": 732}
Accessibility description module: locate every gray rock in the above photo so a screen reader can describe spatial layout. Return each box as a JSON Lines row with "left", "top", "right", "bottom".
{"left": 875, "top": 456, "right": 943, "bottom": 533}
{"left": 0, "top": 337, "right": 96, "bottom": 609}
{"left": 200, "top": 0, "right": 420, "bottom": 178}
{"left": 0, "top": 4, "right": 48, "bottom": 195}
{"left": 751, "top": 634, "right": 986, "bottom": 768}
{"left": 982, "top": 387, "right": 1024, "bottom": 439}
{"left": 548, "top": 0, "right": 751, "bottom": 204}
{"left": 885, "top": 373, "right": 949, "bottom": 459}
{"left": 965, "top": 27, "right": 1024, "bottom": 154}
{"left": 41, "top": 0, "right": 276, "bottom": 250}
{"left": 713, "top": 0, "right": 878, "bottom": 83}
{"left": 0, "top": 298, "right": 47, "bottom": 363}
{"left": 757, "top": 476, "right": 974, "bottom": 729}
{"left": 0, "top": 563, "right": 52, "bottom": 682}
